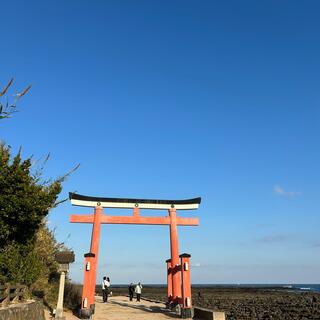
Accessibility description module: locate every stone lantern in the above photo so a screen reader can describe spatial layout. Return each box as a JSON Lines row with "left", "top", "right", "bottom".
{"left": 54, "top": 251, "right": 75, "bottom": 320}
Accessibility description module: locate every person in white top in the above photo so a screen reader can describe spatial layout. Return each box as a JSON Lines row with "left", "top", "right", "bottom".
{"left": 135, "top": 282, "right": 143, "bottom": 302}
{"left": 102, "top": 276, "right": 111, "bottom": 302}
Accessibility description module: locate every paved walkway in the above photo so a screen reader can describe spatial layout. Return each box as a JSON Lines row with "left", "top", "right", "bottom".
{"left": 94, "top": 295, "right": 179, "bottom": 320}
{"left": 45, "top": 296, "right": 179, "bottom": 320}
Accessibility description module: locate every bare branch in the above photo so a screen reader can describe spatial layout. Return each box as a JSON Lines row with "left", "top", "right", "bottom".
{"left": 16, "top": 84, "right": 32, "bottom": 100}
{"left": 0, "top": 78, "right": 14, "bottom": 97}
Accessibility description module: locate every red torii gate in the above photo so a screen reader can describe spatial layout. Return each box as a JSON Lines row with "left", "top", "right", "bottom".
{"left": 69, "top": 193, "right": 200, "bottom": 319}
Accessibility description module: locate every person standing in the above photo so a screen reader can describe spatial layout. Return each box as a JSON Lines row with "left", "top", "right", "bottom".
{"left": 135, "top": 282, "right": 142, "bottom": 302}
{"left": 102, "top": 276, "right": 111, "bottom": 302}
{"left": 128, "top": 283, "right": 135, "bottom": 301}
{"left": 102, "top": 276, "right": 107, "bottom": 302}
{"left": 105, "top": 277, "right": 111, "bottom": 302}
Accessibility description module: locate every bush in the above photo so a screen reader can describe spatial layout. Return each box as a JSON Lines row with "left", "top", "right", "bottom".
{"left": 0, "top": 242, "right": 42, "bottom": 286}
{"left": 64, "top": 282, "right": 82, "bottom": 312}
{"left": 0, "top": 145, "right": 62, "bottom": 245}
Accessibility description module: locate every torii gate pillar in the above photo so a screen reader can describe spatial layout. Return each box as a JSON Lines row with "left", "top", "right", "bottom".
{"left": 81, "top": 206, "right": 102, "bottom": 317}
{"left": 166, "top": 259, "right": 173, "bottom": 305}
{"left": 169, "top": 208, "right": 182, "bottom": 304}
{"left": 180, "top": 253, "right": 192, "bottom": 318}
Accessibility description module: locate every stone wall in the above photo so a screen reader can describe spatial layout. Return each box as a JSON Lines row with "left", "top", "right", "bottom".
{"left": 0, "top": 300, "right": 45, "bottom": 320}
{"left": 194, "top": 306, "right": 226, "bottom": 320}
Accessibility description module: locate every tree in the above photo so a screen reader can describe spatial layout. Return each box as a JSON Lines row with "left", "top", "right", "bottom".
{"left": 0, "top": 145, "right": 62, "bottom": 244}
{"left": 0, "top": 79, "right": 62, "bottom": 289}
{"left": 0, "top": 79, "right": 79, "bottom": 310}
{"left": 0, "top": 145, "right": 63, "bottom": 287}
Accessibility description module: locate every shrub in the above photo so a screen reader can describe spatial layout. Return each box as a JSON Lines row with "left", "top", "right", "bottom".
{"left": 63, "top": 282, "right": 82, "bottom": 312}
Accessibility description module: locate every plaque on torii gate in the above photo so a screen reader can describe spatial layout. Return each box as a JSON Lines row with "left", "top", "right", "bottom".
{"left": 69, "top": 192, "right": 200, "bottom": 318}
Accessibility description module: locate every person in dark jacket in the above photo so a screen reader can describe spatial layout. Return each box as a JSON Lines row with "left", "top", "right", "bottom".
{"left": 102, "top": 276, "right": 111, "bottom": 302}
{"left": 128, "top": 283, "right": 135, "bottom": 301}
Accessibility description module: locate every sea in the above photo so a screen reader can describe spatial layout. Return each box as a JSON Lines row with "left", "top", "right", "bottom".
{"left": 190, "top": 284, "right": 320, "bottom": 293}
{"left": 113, "top": 284, "right": 320, "bottom": 293}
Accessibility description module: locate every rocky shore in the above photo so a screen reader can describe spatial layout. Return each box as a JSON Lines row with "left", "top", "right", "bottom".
{"left": 191, "top": 286, "right": 320, "bottom": 320}
{"left": 110, "top": 286, "right": 320, "bottom": 320}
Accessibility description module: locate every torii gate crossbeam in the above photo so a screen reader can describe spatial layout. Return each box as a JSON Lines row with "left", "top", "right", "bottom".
{"left": 69, "top": 193, "right": 200, "bottom": 319}
{"left": 70, "top": 214, "right": 198, "bottom": 225}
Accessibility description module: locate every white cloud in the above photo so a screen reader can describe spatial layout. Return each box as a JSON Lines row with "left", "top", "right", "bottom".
{"left": 273, "top": 185, "right": 301, "bottom": 197}
{"left": 192, "top": 262, "right": 201, "bottom": 267}
{"left": 257, "top": 234, "right": 290, "bottom": 243}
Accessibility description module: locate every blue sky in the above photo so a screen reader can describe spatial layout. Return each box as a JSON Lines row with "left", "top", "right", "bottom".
{"left": 1, "top": 0, "right": 320, "bottom": 284}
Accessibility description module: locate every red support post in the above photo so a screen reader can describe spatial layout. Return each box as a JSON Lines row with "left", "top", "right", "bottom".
{"left": 180, "top": 253, "right": 192, "bottom": 318}
{"left": 166, "top": 259, "right": 173, "bottom": 305}
{"left": 80, "top": 206, "right": 102, "bottom": 318}
{"left": 169, "top": 208, "right": 182, "bottom": 305}
{"left": 133, "top": 207, "right": 139, "bottom": 217}
{"left": 81, "top": 253, "right": 95, "bottom": 317}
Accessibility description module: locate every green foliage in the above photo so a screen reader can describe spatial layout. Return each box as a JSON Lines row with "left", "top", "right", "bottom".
{"left": 33, "top": 223, "right": 61, "bottom": 281}
{"left": 0, "top": 145, "right": 62, "bottom": 244}
{"left": 0, "top": 80, "right": 78, "bottom": 312}
{"left": 31, "top": 224, "right": 62, "bottom": 309}
{"left": 0, "top": 144, "right": 63, "bottom": 299}
{"left": 0, "top": 242, "right": 43, "bottom": 286}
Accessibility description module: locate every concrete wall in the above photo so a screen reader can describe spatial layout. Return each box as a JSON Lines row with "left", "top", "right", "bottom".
{"left": 0, "top": 300, "right": 45, "bottom": 320}
{"left": 194, "top": 306, "right": 225, "bottom": 320}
